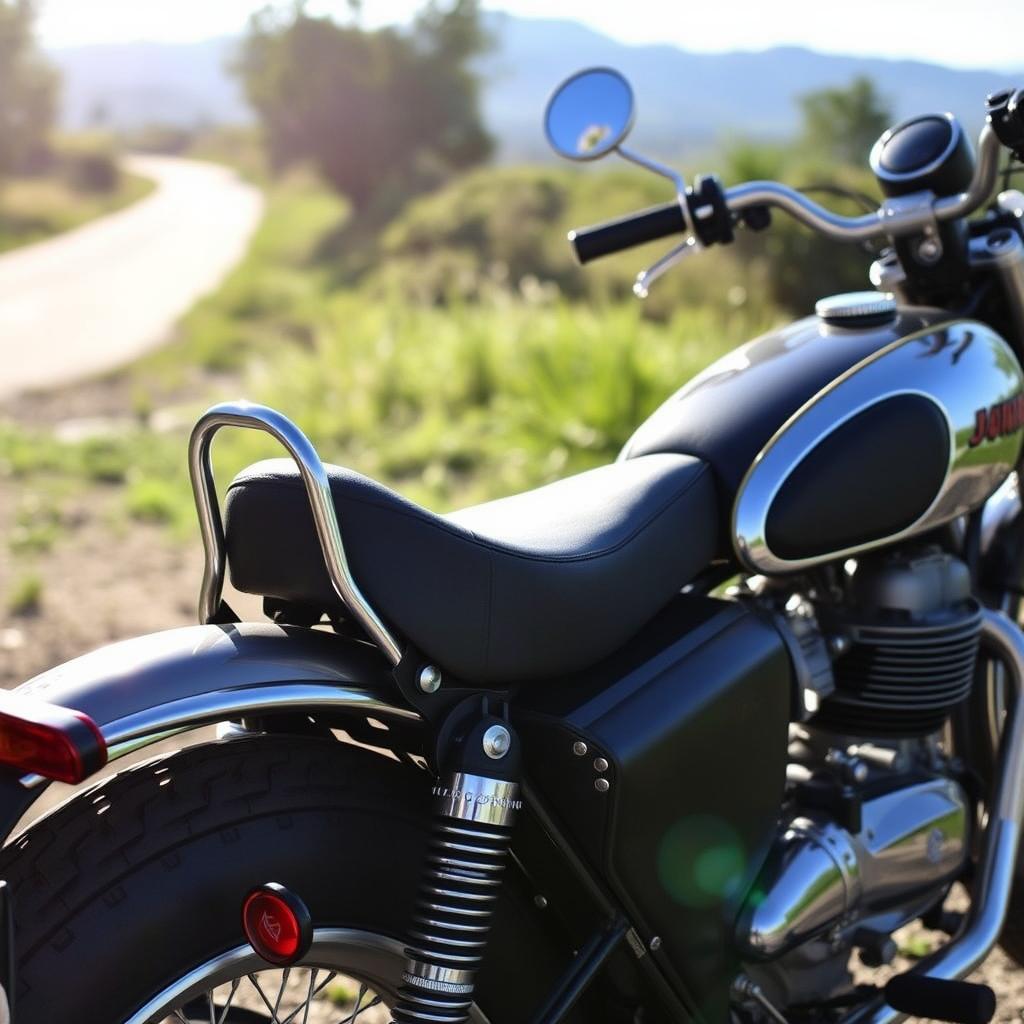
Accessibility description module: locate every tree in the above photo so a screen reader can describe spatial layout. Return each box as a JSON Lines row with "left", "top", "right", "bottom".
{"left": 236, "top": 0, "right": 492, "bottom": 213}
{"left": 0, "top": 0, "right": 58, "bottom": 179}
{"left": 799, "top": 75, "right": 891, "bottom": 165}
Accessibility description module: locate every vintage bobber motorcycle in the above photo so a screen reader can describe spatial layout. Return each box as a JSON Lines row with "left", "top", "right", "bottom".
{"left": 2, "top": 66, "right": 1024, "bottom": 1024}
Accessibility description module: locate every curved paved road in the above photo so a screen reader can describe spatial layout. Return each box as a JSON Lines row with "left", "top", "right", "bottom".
{"left": 0, "top": 156, "right": 264, "bottom": 399}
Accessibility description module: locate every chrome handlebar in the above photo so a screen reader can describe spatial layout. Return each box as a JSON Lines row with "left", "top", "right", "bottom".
{"left": 188, "top": 401, "right": 403, "bottom": 665}
{"left": 723, "top": 124, "right": 1004, "bottom": 243}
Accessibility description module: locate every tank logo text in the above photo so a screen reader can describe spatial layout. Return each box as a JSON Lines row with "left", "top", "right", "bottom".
{"left": 968, "top": 394, "right": 1024, "bottom": 447}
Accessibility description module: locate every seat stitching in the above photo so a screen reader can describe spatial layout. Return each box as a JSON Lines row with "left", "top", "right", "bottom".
{"left": 230, "top": 462, "right": 712, "bottom": 566}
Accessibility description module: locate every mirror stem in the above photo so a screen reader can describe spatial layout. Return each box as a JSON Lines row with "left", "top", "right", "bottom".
{"left": 616, "top": 146, "right": 693, "bottom": 239}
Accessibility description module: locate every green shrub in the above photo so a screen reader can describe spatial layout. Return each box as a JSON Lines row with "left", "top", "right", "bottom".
{"left": 8, "top": 574, "right": 42, "bottom": 616}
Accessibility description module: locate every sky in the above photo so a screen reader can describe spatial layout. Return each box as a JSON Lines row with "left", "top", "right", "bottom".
{"left": 35, "top": 0, "right": 1024, "bottom": 71}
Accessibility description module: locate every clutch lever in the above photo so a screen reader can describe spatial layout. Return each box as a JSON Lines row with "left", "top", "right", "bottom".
{"left": 633, "top": 235, "right": 702, "bottom": 298}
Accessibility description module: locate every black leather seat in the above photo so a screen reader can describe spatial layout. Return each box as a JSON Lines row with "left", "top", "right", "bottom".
{"left": 224, "top": 454, "right": 717, "bottom": 682}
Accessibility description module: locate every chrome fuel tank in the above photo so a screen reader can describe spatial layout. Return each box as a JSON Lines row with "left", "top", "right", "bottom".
{"left": 734, "top": 320, "right": 1024, "bottom": 573}
{"left": 622, "top": 311, "right": 1024, "bottom": 574}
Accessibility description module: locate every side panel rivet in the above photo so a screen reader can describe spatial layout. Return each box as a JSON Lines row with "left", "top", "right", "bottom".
{"left": 418, "top": 665, "right": 442, "bottom": 693}
{"left": 482, "top": 725, "right": 511, "bottom": 759}
{"left": 594, "top": 757, "right": 609, "bottom": 772}
{"left": 595, "top": 778, "right": 610, "bottom": 793}
{"left": 572, "top": 741, "right": 588, "bottom": 756}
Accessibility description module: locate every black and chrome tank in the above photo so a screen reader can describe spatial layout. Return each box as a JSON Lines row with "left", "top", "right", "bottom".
{"left": 622, "top": 299, "right": 1024, "bottom": 573}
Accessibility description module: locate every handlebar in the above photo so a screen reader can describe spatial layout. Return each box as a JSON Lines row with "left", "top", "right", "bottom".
{"left": 570, "top": 200, "right": 688, "bottom": 264}
{"left": 568, "top": 123, "right": 1005, "bottom": 263}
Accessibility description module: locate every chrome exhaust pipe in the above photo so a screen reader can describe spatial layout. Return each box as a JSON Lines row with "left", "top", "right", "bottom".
{"left": 851, "top": 609, "right": 1024, "bottom": 1024}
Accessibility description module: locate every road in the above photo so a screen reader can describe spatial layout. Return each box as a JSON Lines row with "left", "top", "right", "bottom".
{"left": 0, "top": 155, "right": 264, "bottom": 399}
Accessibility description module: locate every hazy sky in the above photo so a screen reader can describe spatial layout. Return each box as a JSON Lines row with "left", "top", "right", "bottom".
{"left": 36, "top": 0, "right": 1024, "bottom": 71}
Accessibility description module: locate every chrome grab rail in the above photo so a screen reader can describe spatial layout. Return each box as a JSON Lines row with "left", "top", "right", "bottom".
{"left": 187, "top": 401, "right": 403, "bottom": 665}
{"left": 850, "top": 608, "right": 1024, "bottom": 1023}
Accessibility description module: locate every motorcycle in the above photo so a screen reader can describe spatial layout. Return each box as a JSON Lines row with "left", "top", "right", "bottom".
{"left": 1, "top": 66, "right": 1024, "bottom": 1024}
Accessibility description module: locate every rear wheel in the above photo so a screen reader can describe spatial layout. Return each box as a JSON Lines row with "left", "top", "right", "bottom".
{"left": 0, "top": 735, "right": 551, "bottom": 1023}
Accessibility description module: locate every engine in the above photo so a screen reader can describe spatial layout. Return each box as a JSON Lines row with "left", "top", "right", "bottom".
{"left": 814, "top": 548, "right": 983, "bottom": 737}
{"left": 734, "top": 547, "right": 980, "bottom": 1008}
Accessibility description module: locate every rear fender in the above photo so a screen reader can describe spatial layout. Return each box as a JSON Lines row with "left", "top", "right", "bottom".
{"left": 0, "top": 622, "right": 418, "bottom": 841}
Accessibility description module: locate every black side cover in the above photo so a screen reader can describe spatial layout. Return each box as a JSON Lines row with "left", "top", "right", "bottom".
{"left": 515, "top": 596, "right": 791, "bottom": 1017}
{"left": 764, "top": 395, "right": 950, "bottom": 560}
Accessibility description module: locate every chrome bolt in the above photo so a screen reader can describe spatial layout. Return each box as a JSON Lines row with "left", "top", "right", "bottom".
{"left": 649, "top": 936, "right": 662, "bottom": 952}
{"left": 916, "top": 237, "right": 942, "bottom": 264}
{"left": 534, "top": 894, "right": 548, "bottom": 909}
{"left": 593, "top": 757, "right": 609, "bottom": 772}
{"left": 418, "top": 665, "right": 441, "bottom": 693}
{"left": 482, "top": 724, "right": 511, "bottom": 759}
{"left": 594, "top": 778, "right": 610, "bottom": 793}
{"left": 572, "top": 740, "right": 588, "bottom": 757}
{"left": 829, "top": 635, "right": 850, "bottom": 656}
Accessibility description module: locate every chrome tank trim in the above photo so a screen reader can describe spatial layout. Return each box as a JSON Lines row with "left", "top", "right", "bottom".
{"left": 733, "top": 320, "right": 1024, "bottom": 574}
{"left": 981, "top": 470, "right": 1021, "bottom": 555}
{"left": 189, "top": 401, "right": 402, "bottom": 664}
{"left": 849, "top": 609, "right": 1024, "bottom": 1024}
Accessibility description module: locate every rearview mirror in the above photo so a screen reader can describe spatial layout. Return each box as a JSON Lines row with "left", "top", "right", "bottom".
{"left": 544, "top": 67, "right": 635, "bottom": 161}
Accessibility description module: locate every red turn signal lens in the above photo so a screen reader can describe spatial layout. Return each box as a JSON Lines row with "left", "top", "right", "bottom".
{"left": 0, "top": 694, "right": 107, "bottom": 784}
{"left": 242, "top": 883, "right": 313, "bottom": 966}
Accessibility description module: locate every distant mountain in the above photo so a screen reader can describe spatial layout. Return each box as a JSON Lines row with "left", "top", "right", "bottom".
{"left": 478, "top": 14, "right": 1013, "bottom": 159}
{"left": 51, "top": 37, "right": 247, "bottom": 130}
{"left": 47, "top": 15, "right": 1018, "bottom": 160}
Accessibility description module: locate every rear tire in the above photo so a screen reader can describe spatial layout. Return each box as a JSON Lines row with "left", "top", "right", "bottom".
{"left": 0, "top": 735, "right": 557, "bottom": 1022}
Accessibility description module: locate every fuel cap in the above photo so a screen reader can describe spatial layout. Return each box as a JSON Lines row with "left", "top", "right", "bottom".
{"left": 816, "top": 291, "right": 897, "bottom": 328}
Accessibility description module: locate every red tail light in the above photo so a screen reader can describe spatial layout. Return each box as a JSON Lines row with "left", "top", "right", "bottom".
{"left": 0, "top": 693, "right": 107, "bottom": 784}
{"left": 242, "top": 883, "right": 312, "bottom": 965}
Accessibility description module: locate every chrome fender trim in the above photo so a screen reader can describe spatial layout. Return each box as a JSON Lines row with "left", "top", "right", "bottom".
{"left": 11, "top": 622, "right": 417, "bottom": 788}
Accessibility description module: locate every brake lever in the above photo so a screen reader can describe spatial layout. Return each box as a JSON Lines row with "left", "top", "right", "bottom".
{"left": 633, "top": 235, "right": 702, "bottom": 298}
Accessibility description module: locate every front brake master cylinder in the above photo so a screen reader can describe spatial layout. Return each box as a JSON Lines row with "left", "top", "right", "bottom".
{"left": 390, "top": 708, "right": 522, "bottom": 1024}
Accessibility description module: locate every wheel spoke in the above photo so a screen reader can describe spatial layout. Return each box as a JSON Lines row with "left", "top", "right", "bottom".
{"left": 273, "top": 967, "right": 291, "bottom": 1019}
{"left": 278, "top": 972, "right": 337, "bottom": 1024}
{"left": 345, "top": 984, "right": 367, "bottom": 1023}
{"left": 247, "top": 973, "right": 283, "bottom": 1023}
{"left": 208, "top": 989, "right": 216, "bottom": 1024}
{"left": 216, "top": 979, "right": 241, "bottom": 1024}
{"left": 299, "top": 969, "right": 318, "bottom": 1024}
{"left": 172, "top": 1011, "right": 191, "bottom": 1024}
{"left": 342, "top": 987, "right": 383, "bottom": 1023}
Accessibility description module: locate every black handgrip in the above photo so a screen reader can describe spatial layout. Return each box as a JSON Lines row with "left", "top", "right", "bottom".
{"left": 569, "top": 200, "right": 687, "bottom": 264}
{"left": 885, "top": 974, "right": 996, "bottom": 1024}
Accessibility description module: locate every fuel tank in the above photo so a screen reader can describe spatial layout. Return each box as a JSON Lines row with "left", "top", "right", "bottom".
{"left": 622, "top": 306, "right": 1024, "bottom": 573}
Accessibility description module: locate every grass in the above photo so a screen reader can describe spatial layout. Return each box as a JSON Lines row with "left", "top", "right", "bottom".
{"left": 0, "top": 171, "right": 155, "bottom": 254}
{"left": 1, "top": 169, "right": 781, "bottom": 559}
{"left": 7, "top": 573, "right": 42, "bottom": 617}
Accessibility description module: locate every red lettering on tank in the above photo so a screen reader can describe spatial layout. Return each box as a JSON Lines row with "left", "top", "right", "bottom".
{"left": 970, "top": 393, "right": 1024, "bottom": 447}
{"left": 969, "top": 409, "right": 988, "bottom": 447}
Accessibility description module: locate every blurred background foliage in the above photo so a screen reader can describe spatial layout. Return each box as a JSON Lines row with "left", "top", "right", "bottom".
{"left": 0, "top": 1, "right": 150, "bottom": 251}
{"left": 2, "top": 0, "right": 900, "bottom": 541}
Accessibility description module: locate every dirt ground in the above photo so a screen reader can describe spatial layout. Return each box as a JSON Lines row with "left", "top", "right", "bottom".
{"left": 2, "top": 392, "right": 1024, "bottom": 1020}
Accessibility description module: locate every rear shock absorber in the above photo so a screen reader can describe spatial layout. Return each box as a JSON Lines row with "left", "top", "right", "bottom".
{"left": 391, "top": 712, "right": 522, "bottom": 1023}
